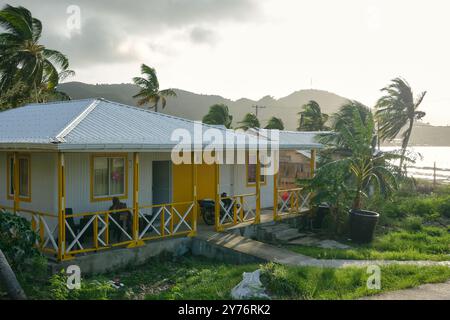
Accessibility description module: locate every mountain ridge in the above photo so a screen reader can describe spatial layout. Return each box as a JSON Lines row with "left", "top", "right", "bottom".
{"left": 58, "top": 82, "right": 450, "bottom": 146}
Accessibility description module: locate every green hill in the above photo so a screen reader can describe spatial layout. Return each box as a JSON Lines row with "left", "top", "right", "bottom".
{"left": 58, "top": 82, "right": 450, "bottom": 146}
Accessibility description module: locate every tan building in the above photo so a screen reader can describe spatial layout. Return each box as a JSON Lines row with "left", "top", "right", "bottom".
{"left": 279, "top": 150, "right": 312, "bottom": 189}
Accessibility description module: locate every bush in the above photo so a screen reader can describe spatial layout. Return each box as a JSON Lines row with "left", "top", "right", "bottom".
{"left": 401, "top": 216, "right": 423, "bottom": 232}
{"left": 49, "top": 270, "right": 115, "bottom": 300}
{"left": 0, "top": 211, "right": 40, "bottom": 271}
{"left": 437, "top": 196, "right": 450, "bottom": 218}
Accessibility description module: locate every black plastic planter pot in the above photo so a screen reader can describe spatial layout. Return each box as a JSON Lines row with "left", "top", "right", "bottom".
{"left": 313, "top": 204, "right": 330, "bottom": 229}
{"left": 349, "top": 209, "right": 380, "bottom": 243}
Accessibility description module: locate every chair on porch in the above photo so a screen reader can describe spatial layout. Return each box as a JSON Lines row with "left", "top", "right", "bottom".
{"left": 109, "top": 198, "right": 132, "bottom": 243}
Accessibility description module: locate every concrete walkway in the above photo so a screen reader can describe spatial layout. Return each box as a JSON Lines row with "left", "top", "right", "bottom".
{"left": 361, "top": 281, "right": 450, "bottom": 300}
{"left": 196, "top": 231, "right": 450, "bottom": 268}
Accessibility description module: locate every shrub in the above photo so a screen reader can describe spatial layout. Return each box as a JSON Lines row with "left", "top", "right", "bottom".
{"left": 401, "top": 216, "right": 423, "bottom": 232}
{"left": 437, "top": 196, "right": 450, "bottom": 218}
{"left": 49, "top": 270, "right": 115, "bottom": 300}
{"left": 0, "top": 211, "right": 40, "bottom": 271}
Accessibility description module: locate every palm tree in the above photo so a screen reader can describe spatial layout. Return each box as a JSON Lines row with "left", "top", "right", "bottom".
{"left": 320, "top": 101, "right": 375, "bottom": 157}
{"left": 237, "top": 113, "right": 260, "bottom": 130}
{"left": 132, "top": 64, "right": 177, "bottom": 112}
{"left": 315, "top": 108, "right": 399, "bottom": 210}
{"left": 298, "top": 100, "right": 329, "bottom": 131}
{"left": 0, "top": 5, "right": 72, "bottom": 102}
{"left": 265, "top": 117, "right": 284, "bottom": 130}
{"left": 202, "top": 104, "right": 233, "bottom": 128}
{"left": 375, "top": 78, "right": 427, "bottom": 171}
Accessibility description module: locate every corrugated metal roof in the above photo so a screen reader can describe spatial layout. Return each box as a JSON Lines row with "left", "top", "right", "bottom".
{"left": 278, "top": 130, "right": 325, "bottom": 150}
{"left": 0, "top": 99, "right": 324, "bottom": 151}
{"left": 0, "top": 99, "right": 95, "bottom": 144}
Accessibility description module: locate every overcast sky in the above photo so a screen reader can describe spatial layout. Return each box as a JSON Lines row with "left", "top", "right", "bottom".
{"left": 2, "top": 0, "right": 450, "bottom": 125}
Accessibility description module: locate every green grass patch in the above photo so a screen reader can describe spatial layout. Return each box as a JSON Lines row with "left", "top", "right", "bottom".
{"left": 24, "top": 255, "right": 450, "bottom": 300}
{"left": 261, "top": 263, "right": 450, "bottom": 300}
{"left": 286, "top": 226, "right": 450, "bottom": 261}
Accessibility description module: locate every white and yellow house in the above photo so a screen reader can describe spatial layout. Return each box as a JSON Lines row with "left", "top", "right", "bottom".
{"left": 0, "top": 99, "right": 322, "bottom": 261}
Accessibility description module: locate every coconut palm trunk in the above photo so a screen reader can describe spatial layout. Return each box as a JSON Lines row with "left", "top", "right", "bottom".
{"left": 399, "top": 117, "right": 415, "bottom": 171}
{"left": 0, "top": 249, "right": 27, "bottom": 300}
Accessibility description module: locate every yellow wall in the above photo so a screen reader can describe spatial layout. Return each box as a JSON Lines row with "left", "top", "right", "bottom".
{"left": 172, "top": 161, "right": 216, "bottom": 224}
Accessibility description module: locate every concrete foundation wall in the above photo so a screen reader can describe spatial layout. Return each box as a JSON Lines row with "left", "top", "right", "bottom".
{"left": 51, "top": 237, "right": 192, "bottom": 275}
{"left": 191, "top": 237, "right": 265, "bottom": 265}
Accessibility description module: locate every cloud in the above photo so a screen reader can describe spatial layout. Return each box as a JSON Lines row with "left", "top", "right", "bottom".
{"left": 3, "top": 0, "right": 260, "bottom": 67}
{"left": 189, "top": 27, "right": 217, "bottom": 45}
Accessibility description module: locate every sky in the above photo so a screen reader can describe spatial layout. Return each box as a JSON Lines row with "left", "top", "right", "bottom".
{"left": 2, "top": 0, "right": 450, "bottom": 126}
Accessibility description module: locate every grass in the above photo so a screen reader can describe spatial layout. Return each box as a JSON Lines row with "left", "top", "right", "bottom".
{"left": 286, "top": 226, "right": 450, "bottom": 261}
{"left": 261, "top": 263, "right": 450, "bottom": 300}
{"left": 22, "top": 255, "right": 450, "bottom": 300}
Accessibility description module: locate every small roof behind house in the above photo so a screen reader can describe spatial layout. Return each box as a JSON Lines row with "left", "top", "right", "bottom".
{"left": 0, "top": 99, "right": 324, "bottom": 151}
{"left": 247, "top": 129, "right": 325, "bottom": 150}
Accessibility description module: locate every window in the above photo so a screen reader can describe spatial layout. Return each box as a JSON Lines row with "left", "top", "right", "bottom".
{"left": 246, "top": 152, "right": 266, "bottom": 186}
{"left": 91, "top": 155, "right": 128, "bottom": 201}
{"left": 7, "top": 154, "right": 31, "bottom": 201}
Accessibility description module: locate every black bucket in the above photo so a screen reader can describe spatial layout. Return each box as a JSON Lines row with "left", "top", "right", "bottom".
{"left": 313, "top": 204, "right": 330, "bottom": 229}
{"left": 349, "top": 209, "right": 379, "bottom": 243}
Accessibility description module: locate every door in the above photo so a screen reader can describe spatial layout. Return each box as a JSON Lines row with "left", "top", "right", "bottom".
{"left": 152, "top": 161, "right": 172, "bottom": 205}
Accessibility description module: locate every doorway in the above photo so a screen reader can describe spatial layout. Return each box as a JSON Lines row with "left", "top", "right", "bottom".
{"left": 152, "top": 161, "right": 172, "bottom": 205}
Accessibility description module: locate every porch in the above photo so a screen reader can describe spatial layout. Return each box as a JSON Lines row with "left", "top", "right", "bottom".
{"left": 0, "top": 149, "right": 315, "bottom": 262}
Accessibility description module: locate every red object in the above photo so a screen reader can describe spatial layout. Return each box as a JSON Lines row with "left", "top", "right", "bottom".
{"left": 281, "top": 192, "right": 289, "bottom": 201}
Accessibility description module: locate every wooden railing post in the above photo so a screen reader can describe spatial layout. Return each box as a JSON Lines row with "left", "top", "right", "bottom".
{"left": 190, "top": 152, "right": 198, "bottom": 236}
{"left": 273, "top": 172, "right": 278, "bottom": 221}
{"left": 214, "top": 161, "right": 221, "bottom": 231}
{"left": 310, "top": 149, "right": 316, "bottom": 178}
{"left": 57, "top": 153, "right": 66, "bottom": 261}
{"left": 129, "top": 152, "right": 144, "bottom": 248}
{"left": 255, "top": 150, "right": 261, "bottom": 224}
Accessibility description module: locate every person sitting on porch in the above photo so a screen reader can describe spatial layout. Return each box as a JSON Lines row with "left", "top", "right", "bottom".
{"left": 109, "top": 197, "right": 132, "bottom": 242}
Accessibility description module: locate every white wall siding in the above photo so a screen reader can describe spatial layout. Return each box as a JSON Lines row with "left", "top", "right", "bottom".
{"left": 220, "top": 164, "right": 235, "bottom": 196}
{"left": 65, "top": 152, "right": 173, "bottom": 213}
{"left": 0, "top": 152, "right": 13, "bottom": 209}
{"left": 65, "top": 152, "right": 134, "bottom": 213}
{"left": 233, "top": 163, "right": 274, "bottom": 209}
{"left": 0, "top": 152, "right": 57, "bottom": 214}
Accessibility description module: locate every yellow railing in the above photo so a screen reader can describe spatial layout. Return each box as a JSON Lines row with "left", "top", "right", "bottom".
{"left": 0, "top": 206, "right": 59, "bottom": 255}
{"left": 1, "top": 200, "right": 196, "bottom": 260}
{"left": 216, "top": 193, "right": 257, "bottom": 229}
{"left": 138, "top": 201, "right": 195, "bottom": 241}
{"left": 63, "top": 201, "right": 195, "bottom": 257}
{"left": 64, "top": 208, "right": 135, "bottom": 256}
{"left": 275, "top": 187, "right": 311, "bottom": 220}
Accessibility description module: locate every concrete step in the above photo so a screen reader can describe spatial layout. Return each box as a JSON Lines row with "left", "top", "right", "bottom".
{"left": 260, "top": 223, "right": 291, "bottom": 232}
{"left": 273, "top": 228, "right": 307, "bottom": 243}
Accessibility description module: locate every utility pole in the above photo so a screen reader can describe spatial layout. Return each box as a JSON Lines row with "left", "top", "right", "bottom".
{"left": 252, "top": 105, "right": 266, "bottom": 118}
{"left": 433, "top": 161, "right": 437, "bottom": 189}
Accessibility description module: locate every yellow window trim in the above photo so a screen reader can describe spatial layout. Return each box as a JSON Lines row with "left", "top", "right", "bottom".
{"left": 90, "top": 153, "right": 129, "bottom": 202}
{"left": 245, "top": 151, "right": 267, "bottom": 187}
{"left": 6, "top": 153, "right": 32, "bottom": 202}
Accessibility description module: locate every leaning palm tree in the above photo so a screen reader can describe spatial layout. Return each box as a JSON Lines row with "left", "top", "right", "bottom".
{"left": 132, "top": 64, "right": 177, "bottom": 112}
{"left": 298, "top": 100, "right": 329, "bottom": 131}
{"left": 375, "top": 77, "right": 427, "bottom": 171}
{"left": 319, "top": 101, "right": 376, "bottom": 163}
{"left": 202, "top": 104, "right": 233, "bottom": 128}
{"left": 0, "top": 5, "right": 72, "bottom": 102}
{"left": 265, "top": 116, "right": 284, "bottom": 130}
{"left": 316, "top": 108, "right": 399, "bottom": 210}
{"left": 237, "top": 113, "right": 260, "bottom": 130}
